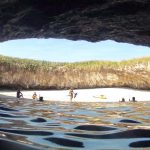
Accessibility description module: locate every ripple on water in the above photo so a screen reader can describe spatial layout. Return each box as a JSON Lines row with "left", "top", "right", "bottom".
{"left": 31, "top": 118, "right": 47, "bottom": 123}
{"left": 0, "top": 128, "right": 53, "bottom": 136}
{"left": 129, "top": 140, "right": 150, "bottom": 148}
{"left": 0, "top": 99, "right": 150, "bottom": 149}
{"left": 119, "top": 119, "right": 141, "bottom": 124}
{"left": 0, "top": 113, "right": 27, "bottom": 118}
{"left": 0, "top": 138, "right": 43, "bottom": 150}
{"left": 75, "top": 125, "right": 117, "bottom": 131}
{"left": 45, "top": 137, "right": 84, "bottom": 148}
{"left": 0, "top": 106, "right": 17, "bottom": 111}
{"left": 66, "top": 129, "right": 150, "bottom": 139}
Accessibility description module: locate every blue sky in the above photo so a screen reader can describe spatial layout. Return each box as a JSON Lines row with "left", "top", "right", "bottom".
{"left": 0, "top": 38, "right": 150, "bottom": 62}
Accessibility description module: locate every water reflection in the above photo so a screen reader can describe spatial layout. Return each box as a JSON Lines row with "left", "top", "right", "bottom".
{"left": 0, "top": 99, "right": 150, "bottom": 149}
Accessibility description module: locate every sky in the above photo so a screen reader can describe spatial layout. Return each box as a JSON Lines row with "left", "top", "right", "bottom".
{"left": 0, "top": 38, "right": 150, "bottom": 62}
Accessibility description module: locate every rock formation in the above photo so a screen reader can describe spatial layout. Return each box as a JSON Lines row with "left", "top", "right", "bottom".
{"left": 0, "top": 0, "right": 150, "bottom": 46}
{"left": 0, "top": 55, "right": 150, "bottom": 90}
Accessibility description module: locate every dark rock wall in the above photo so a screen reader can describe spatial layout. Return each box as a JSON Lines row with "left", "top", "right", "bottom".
{"left": 0, "top": 0, "right": 150, "bottom": 46}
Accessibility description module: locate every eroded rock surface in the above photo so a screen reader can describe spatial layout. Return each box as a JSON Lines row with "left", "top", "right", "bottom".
{"left": 0, "top": 0, "right": 150, "bottom": 46}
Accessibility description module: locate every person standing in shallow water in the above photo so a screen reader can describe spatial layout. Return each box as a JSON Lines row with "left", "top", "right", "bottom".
{"left": 16, "top": 89, "right": 23, "bottom": 102}
{"left": 32, "top": 92, "right": 37, "bottom": 100}
{"left": 69, "top": 88, "right": 74, "bottom": 102}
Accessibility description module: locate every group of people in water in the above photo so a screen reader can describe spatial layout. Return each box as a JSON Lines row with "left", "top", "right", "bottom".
{"left": 119, "top": 97, "right": 137, "bottom": 102}
{"left": 16, "top": 89, "right": 43, "bottom": 101}
{"left": 16, "top": 88, "right": 137, "bottom": 102}
{"left": 16, "top": 88, "right": 77, "bottom": 102}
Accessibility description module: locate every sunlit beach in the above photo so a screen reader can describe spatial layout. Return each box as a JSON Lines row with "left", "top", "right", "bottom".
{"left": 0, "top": 88, "right": 150, "bottom": 102}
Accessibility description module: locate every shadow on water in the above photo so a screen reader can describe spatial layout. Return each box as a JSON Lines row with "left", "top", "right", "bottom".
{"left": 0, "top": 97, "right": 150, "bottom": 149}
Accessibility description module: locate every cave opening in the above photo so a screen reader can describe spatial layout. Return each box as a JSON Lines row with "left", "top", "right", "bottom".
{"left": 0, "top": 38, "right": 150, "bottom": 62}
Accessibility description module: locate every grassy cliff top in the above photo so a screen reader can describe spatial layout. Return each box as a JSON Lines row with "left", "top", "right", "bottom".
{"left": 0, "top": 54, "right": 150, "bottom": 70}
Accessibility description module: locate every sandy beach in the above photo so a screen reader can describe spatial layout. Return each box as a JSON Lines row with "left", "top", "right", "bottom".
{"left": 0, "top": 88, "right": 150, "bottom": 102}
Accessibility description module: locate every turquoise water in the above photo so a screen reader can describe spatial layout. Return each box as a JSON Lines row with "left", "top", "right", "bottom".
{"left": 0, "top": 99, "right": 150, "bottom": 149}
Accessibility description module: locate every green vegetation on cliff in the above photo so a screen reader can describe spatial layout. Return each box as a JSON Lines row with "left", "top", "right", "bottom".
{"left": 0, "top": 55, "right": 150, "bottom": 89}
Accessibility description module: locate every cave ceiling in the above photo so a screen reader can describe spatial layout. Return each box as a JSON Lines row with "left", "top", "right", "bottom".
{"left": 0, "top": 0, "right": 150, "bottom": 46}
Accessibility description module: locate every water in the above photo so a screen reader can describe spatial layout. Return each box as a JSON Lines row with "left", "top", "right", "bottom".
{"left": 0, "top": 98, "right": 150, "bottom": 149}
